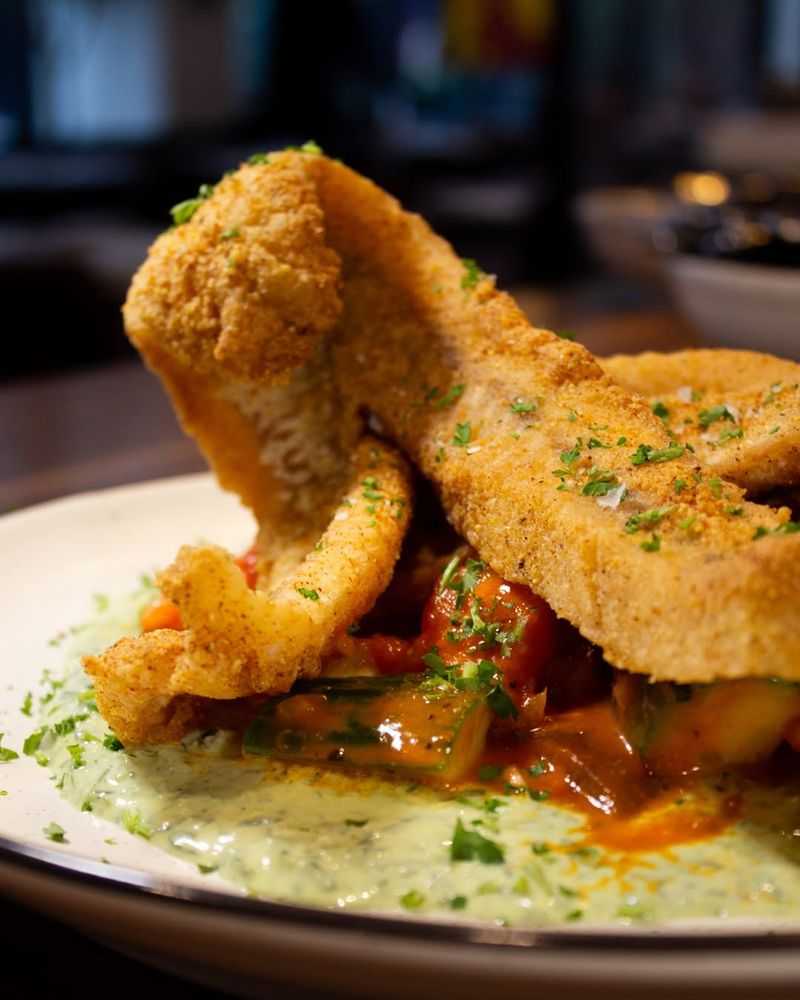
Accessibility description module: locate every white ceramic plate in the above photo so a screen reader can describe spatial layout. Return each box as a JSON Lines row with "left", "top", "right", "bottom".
{"left": 2, "top": 475, "right": 800, "bottom": 1000}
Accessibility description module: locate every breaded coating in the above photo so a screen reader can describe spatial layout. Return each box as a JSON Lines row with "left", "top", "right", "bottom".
{"left": 84, "top": 438, "right": 411, "bottom": 742}
{"left": 122, "top": 149, "right": 800, "bottom": 696}
{"left": 602, "top": 349, "right": 800, "bottom": 495}
{"left": 83, "top": 631, "right": 206, "bottom": 745}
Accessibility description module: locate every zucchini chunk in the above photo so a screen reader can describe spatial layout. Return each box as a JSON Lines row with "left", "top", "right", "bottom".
{"left": 244, "top": 674, "right": 492, "bottom": 782}
{"left": 613, "top": 672, "right": 800, "bottom": 776}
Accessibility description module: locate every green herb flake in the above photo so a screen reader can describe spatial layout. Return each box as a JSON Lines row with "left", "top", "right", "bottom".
{"left": 652, "top": 400, "right": 670, "bottom": 422}
{"left": 103, "top": 733, "right": 124, "bottom": 752}
{"left": 296, "top": 587, "right": 320, "bottom": 601}
{"left": 400, "top": 889, "right": 426, "bottom": 910}
{"left": 0, "top": 734, "right": 19, "bottom": 762}
{"left": 344, "top": 818, "right": 368, "bottom": 827}
{"left": 509, "top": 397, "right": 538, "bottom": 414}
{"left": 677, "top": 517, "right": 695, "bottom": 531}
{"left": 198, "top": 863, "right": 218, "bottom": 874}
{"left": 220, "top": 226, "right": 240, "bottom": 240}
{"left": 460, "top": 258, "right": 484, "bottom": 291}
{"left": 531, "top": 842, "right": 551, "bottom": 856}
{"left": 43, "top": 822, "right": 66, "bottom": 843}
{"left": 20, "top": 691, "right": 33, "bottom": 717}
{"left": 450, "top": 818, "right": 505, "bottom": 864}
{"left": 23, "top": 727, "right": 47, "bottom": 757}
{"left": 452, "top": 421, "right": 472, "bottom": 448}
{"left": 581, "top": 472, "right": 620, "bottom": 496}
{"left": 556, "top": 329, "right": 575, "bottom": 341}
{"left": 698, "top": 404, "right": 737, "bottom": 428}
{"left": 169, "top": 182, "right": 216, "bottom": 226}
{"left": 624, "top": 506, "right": 672, "bottom": 534}
{"left": 434, "top": 383, "right": 466, "bottom": 409}
{"left": 449, "top": 895, "right": 468, "bottom": 910}
{"left": 673, "top": 478, "right": 688, "bottom": 494}
{"left": 630, "top": 443, "right": 685, "bottom": 465}
{"left": 248, "top": 152, "right": 271, "bottom": 165}
{"left": 714, "top": 426, "right": 744, "bottom": 445}
{"left": 121, "top": 809, "right": 152, "bottom": 840}
{"left": 66, "top": 744, "right": 85, "bottom": 769}
{"left": 528, "top": 789, "right": 551, "bottom": 802}
{"left": 640, "top": 533, "right": 661, "bottom": 553}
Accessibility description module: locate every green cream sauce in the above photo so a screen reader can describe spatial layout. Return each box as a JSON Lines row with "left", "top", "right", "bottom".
{"left": 37, "top": 585, "right": 800, "bottom": 927}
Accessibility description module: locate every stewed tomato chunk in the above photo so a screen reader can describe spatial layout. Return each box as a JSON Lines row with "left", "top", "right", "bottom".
{"left": 414, "top": 552, "right": 558, "bottom": 721}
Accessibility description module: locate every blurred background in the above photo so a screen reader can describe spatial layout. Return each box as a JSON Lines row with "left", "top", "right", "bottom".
{"left": 0, "top": 0, "right": 798, "bottom": 382}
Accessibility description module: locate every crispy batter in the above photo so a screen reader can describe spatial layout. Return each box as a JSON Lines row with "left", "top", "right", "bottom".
{"left": 83, "top": 631, "right": 206, "bottom": 745}
{"left": 84, "top": 437, "right": 411, "bottom": 742}
{"left": 602, "top": 349, "right": 800, "bottom": 495}
{"left": 120, "top": 150, "right": 800, "bottom": 704}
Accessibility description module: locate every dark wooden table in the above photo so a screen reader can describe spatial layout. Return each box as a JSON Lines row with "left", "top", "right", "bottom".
{"left": 0, "top": 297, "right": 699, "bottom": 998}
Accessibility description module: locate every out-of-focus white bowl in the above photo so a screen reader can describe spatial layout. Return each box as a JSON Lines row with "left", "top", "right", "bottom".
{"left": 667, "top": 254, "right": 800, "bottom": 360}
{"left": 573, "top": 187, "right": 674, "bottom": 286}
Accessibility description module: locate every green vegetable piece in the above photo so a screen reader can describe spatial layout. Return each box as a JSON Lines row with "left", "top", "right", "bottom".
{"left": 612, "top": 672, "right": 800, "bottom": 776}
{"left": 244, "top": 675, "right": 492, "bottom": 783}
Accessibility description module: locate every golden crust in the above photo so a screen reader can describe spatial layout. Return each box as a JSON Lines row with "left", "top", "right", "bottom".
{"left": 602, "top": 349, "right": 800, "bottom": 495}
{"left": 304, "top": 154, "right": 800, "bottom": 683}
{"left": 114, "top": 149, "right": 800, "bottom": 713}
{"left": 83, "top": 437, "right": 411, "bottom": 743}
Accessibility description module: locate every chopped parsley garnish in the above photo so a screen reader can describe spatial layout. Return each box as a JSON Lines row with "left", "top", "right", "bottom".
{"left": 640, "top": 533, "right": 661, "bottom": 553}
{"left": 434, "top": 383, "right": 466, "bottom": 409}
{"left": 460, "top": 258, "right": 484, "bottom": 290}
{"left": 53, "top": 713, "right": 88, "bottom": 737}
{"left": 652, "top": 401, "right": 670, "bottom": 422}
{"left": 170, "top": 182, "right": 216, "bottom": 225}
{"left": 630, "top": 442, "right": 684, "bottom": 465}
{"left": 23, "top": 727, "right": 47, "bottom": 757}
{"left": 528, "top": 789, "right": 551, "bottom": 802}
{"left": 581, "top": 471, "right": 620, "bottom": 496}
{"left": 713, "top": 426, "right": 744, "bottom": 446}
{"left": 556, "top": 329, "right": 575, "bottom": 341}
{"left": 296, "top": 587, "right": 320, "bottom": 601}
{"left": 43, "top": 822, "right": 66, "bottom": 843}
{"left": 20, "top": 691, "right": 33, "bottom": 717}
{"left": 528, "top": 760, "right": 547, "bottom": 777}
{"left": 531, "top": 842, "right": 551, "bottom": 855}
{"left": 753, "top": 521, "right": 800, "bottom": 541}
{"left": 103, "top": 733, "right": 124, "bottom": 751}
{"left": 400, "top": 889, "right": 425, "bottom": 910}
{"left": 450, "top": 895, "right": 468, "bottom": 910}
{"left": 286, "top": 139, "right": 323, "bottom": 155}
{"left": 673, "top": 478, "right": 688, "bottom": 494}
{"left": 66, "top": 744, "right": 85, "bottom": 769}
{"left": 560, "top": 440, "right": 582, "bottom": 466}
{"left": 198, "top": 863, "right": 218, "bottom": 874}
{"left": 697, "top": 404, "right": 736, "bottom": 428}
{"left": 0, "top": 734, "right": 19, "bottom": 762}
{"left": 509, "top": 397, "right": 539, "bottom": 414}
{"left": 248, "top": 152, "right": 271, "bottom": 165}
{"left": 452, "top": 421, "right": 472, "bottom": 448}
{"left": 624, "top": 506, "right": 672, "bottom": 534}
{"left": 220, "top": 226, "right": 240, "bottom": 240}
{"left": 121, "top": 809, "right": 152, "bottom": 839}
{"left": 450, "top": 818, "right": 505, "bottom": 864}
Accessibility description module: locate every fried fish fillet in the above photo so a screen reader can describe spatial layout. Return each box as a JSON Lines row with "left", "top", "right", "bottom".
{"left": 122, "top": 150, "right": 800, "bottom": 698}
{"left": 84, "top": 437, "right": 411, "bottom": 743}
{"left": 602, "top": 349, "right": 800, "bottom": 496}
